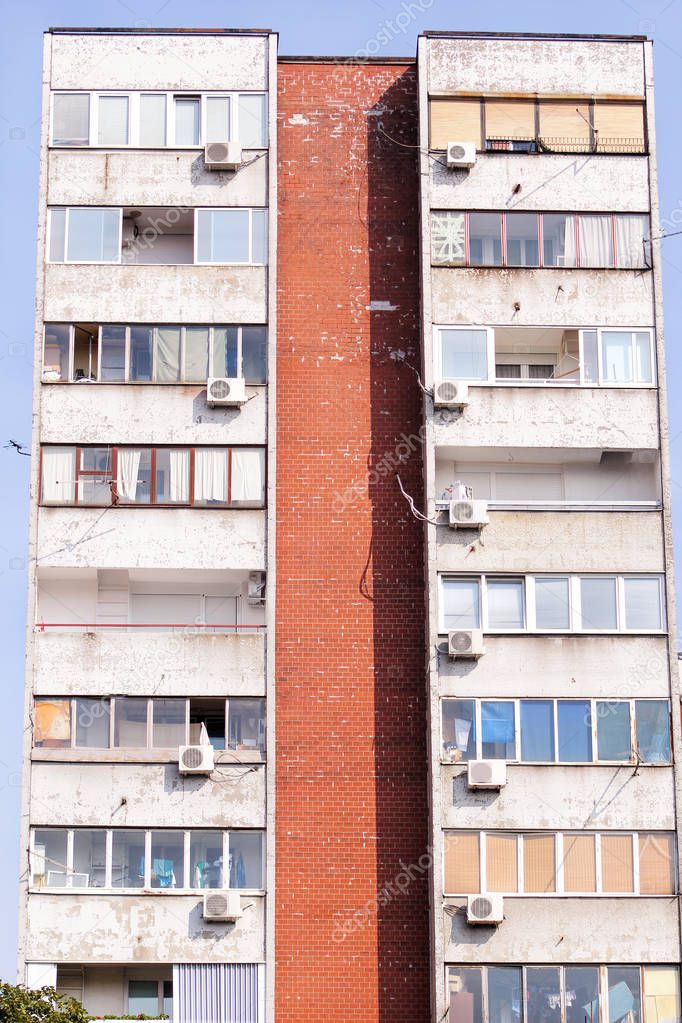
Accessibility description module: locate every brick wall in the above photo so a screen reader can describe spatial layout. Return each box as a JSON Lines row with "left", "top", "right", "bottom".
{"left": 276, "top": 62, "right": 429, "bottom": 1022}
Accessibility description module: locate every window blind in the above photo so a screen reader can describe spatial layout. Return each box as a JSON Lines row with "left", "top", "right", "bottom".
{"left": 444, "top": 833, "right": 479, "bottom": 893}
{"left": 430, "top": 99, "right": 482, "bottom": 149}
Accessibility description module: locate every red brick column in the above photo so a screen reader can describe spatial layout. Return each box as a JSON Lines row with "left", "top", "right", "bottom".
{"left": 276, "top": 61, "right": 429, "bottom": 1022}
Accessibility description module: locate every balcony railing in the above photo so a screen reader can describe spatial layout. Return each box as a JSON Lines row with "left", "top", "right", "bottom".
{"left": 485, "top": 135, "right": 647, "bottom": 154}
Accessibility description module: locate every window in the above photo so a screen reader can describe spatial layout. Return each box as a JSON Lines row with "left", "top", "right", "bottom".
{"left": 431, "top": 212, "right": 650, "bottom": 269}
{"left": 229, "top": 831, "right": 264, "bottom": 889}
{"left": 48, "top": 208, "right": 121, "bottom": 263}
{"left": 535, "top": 577, "right": 570, "bottom": 630}
{"left": 624, "top": 577, "right": 663, "bottom": 630}
{"left": 98, "top": 95, "right": 129, "bottom": 145}
{"left": 486, "top": 578, "right": 525, "bottom": 629}
{"left": 114, "top": 697, "right": 149, "bottom": 748}
{"left": 481, "top": 701, "right": 515, "bottom": 759}
{"left": 442, "top": 578, "right": 480, "bottom": 630}
{"left": 228, "top": 698, "right": 266, "bottom": 754}
{"left": 579, "top": 577, "right": 617, "bottom": 630}
{"left": 152, "top": 699, "right": 186, "bottom": 747}
{"left": 151, "top": 831, "right": 184, "bottom": 888}
{"left": 175, "top": 96, "right": 201, "bottom": 145}
{"left": 72, "top": 830, "right": 107, "bottom": 888}
{"left": 100, "top": 325, "right": 126, "bottom": 381}
{"left": 75, "top": 698, "right": 110, "bottom": 748}
{"left": 31, "top": 830, "right": 68, "bottom": 887}
{"left": 442, "top": 699, "right": 476, "bottom": 763}
{"left": 128, "top": 982, "right": 161, "bottom": 1016}
{"left": 636, "top": 700, "right": 671, "bottom": 763}
{"left": 206, "top": 96, "right": 231, "bottom": 143}
{"left": 443, "top": 830, "right": 675, "bottom": 895}
{"left": 196, "top": 208, "right": 267, "bottom": 264}
{"left": 557, "top": 700, "right": 592, "bottom": 762}
{"left": 597, "top": 702, "right": 631, "bottom": 762}
{"left": 190, "top": 831, "right": 224, "bottom": 888}
{"left": 40, "top": 445, "right": 266, "bottom": 507}
{"left": 594, "top": 100, "right": 646, "bottom": 153}
{"left": 238, "top": 93, "right": 267, "bottom": 148}
{"left": 52, "top": 93, "right": 90, "bottom": 146}
{"left": 539, "top": 100, "right": 591, "bottom": 151}
{"left": 520, "top": 700, "right": 555, "bottom": 762}
{"left": 429, "top": 97, "right": 483, "bottom": 150}
{"left": 34, "top": 699, "right": 71, "bottom": 748}
{"left": 112, "top": 830, "right": 146, "bottom": 888}
{"left": 439, "top": 328, "right": 490, "bottom": 381}
{"left": 140, "top": 94, "right": 167, "bottom": 146}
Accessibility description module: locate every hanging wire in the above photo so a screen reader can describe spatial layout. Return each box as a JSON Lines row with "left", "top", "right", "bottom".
{"left": 396, "top": 474, "right": 442, "bottom": 526}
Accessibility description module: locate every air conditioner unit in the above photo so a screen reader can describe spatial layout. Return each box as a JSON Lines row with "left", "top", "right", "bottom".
{"left": 448, "top": 629, "right": 484, "bottom": 660}
{"left": 447, "top": 141, "right": 477, "bottom": 168}
{"left": 178, "top": 745, "right": 215, "bottom": 774}
{"left": 202, "top": 890, "right": 242, "bottom": 922}
{"left": 467, "top": 893, "right": 504, "bottom": 925}
{"left": 206, "top": 377, "right": 247, "bottom": 407}
{"left": 433, "top": 380, "right": 468, "bottom": 409}
{"left": 467, "top": 760, "right": 507, "bottom": 790}
{"left": 247, "top": 571, "right": 266, "bottom": 605}
{"left": 204, "top": 141, "right": 242, "bottom": 171}
{"left": 449, "top": 499, "right": 489, "bottom": 529}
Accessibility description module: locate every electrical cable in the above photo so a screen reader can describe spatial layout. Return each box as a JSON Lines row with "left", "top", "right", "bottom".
{"left": 395, "top": 474, "right": 442, "bottom": 526}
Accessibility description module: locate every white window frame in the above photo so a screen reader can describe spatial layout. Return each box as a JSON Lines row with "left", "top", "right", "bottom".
{"left": 47, "top": 207, "right": 123, "bottom": 265}
{"left": 194, "top": 208, "right": 267, "bottom": 266}
{"left": 434, "top": 325, "right": 495, "bottom": 383}
{"left": 50, "top": 90, "right": 268, "bottom": 149}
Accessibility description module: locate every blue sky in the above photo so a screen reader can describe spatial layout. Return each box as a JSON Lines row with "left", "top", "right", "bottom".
{"left": 1, "top": 0, "right": 681, "bottom": 983}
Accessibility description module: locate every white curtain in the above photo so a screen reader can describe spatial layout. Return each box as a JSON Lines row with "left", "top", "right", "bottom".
{"left": 578, "top": 215, "right": 613, "bottom": 267}
{"left": 562, "top": 215, "right": 577, "bottom": 267}
{"left": 117, "top": 449, "right": 142, "bottom": 502}
{"left": 156, "top": 327, "right": 181, "bottom": 382}
{"left": 42, "top": 448, "right": 76, "bottom": 503}
{"left": 169, "top": 449, "right": 190, "bottom": 502}
{"left": 231, "top": 449, "right": 265, "bottom": 503}
{"left": 194, "top": 449, "right": 229, "bottom": 503}
{"left": 615, "top": 214, "right": 648, "bottom": 268}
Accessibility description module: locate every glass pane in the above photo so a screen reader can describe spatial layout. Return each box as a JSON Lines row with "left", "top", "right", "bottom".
{"left": 155, "top": 449, "right": 190, "bottom": 504}
{"left": 228, "top": 698, "right": 266, "bottom": 755}
{"left": 469, "top": 212, "right": 502, "bottom": 266}
{"left": 115, "top": 448, "right": 151, "bottom": 504}
{"left": 239, "top": 93, "right": 267, "bottom": 147}
{"left": 566, "top": 967, "right": 600, "bottom": 1023}
{"left": 579, "top": 214, "right": 614, "bottom": 268}
{"left": 597, "top": 702, "right": 631, "bottom": 761}
{"left": 488, "top": 967, "right": 522, "bottom": 1023}
{"left": 636, "top": 700, "right": 671, "bottom": 764}
{"left": 194, "top": 448, "right": 230, "bottom": 504}
{"left": 487, "top": 579, "right": 524, "bottom": 629}
{"left": 431, "top": 211, "right": 465, "bottom": 266}
{"left": 111, "top": 830, "right": 145, "bottom": 888}
{"left": 639, "top": 834, "right": 676, "bottom": 894}
{"left": 543, "top": 213, "right": 576, "bottom": 267}
{"left": 175, "top": 97, "right": 200, "bottom": 145}
{"left": 601, "top": 834, "right": 634, "bottom": 892}
{"left": 443, "top": 833, "right": 479, "bottom": 893}
{"left": 140, "top": 94, "right": 166, "bottom": 146}
{"left": 442, "top": 578, "right": 480, "bottom": 629}
{"left": 523, "top": 834, "right": 556, "bottom": 892}
{"left": 128, "top": 981, "right": 158, "bottom": 1015}
{"left": 440, "top": 329, "right": 489, "bottom": 381}
{"left": 252, "top": 209, "right": 268, "bottom": 264}
{"left": 49, "top": 209, "right": 66, "bottom": 262}
{"left": 526, "top": 967, "right": 561, "bottom": 1023}
{"left": 53, "top": 93, "right": 90, "bottom": 145}
{"left": 213, "top": 327, "right": 239, "bottom": 378}
{"left": 75, "top": 698, "right": 110, "bottom": 748}
{"left": 448, "top": 967, "right": 483, "bottom": 1023}
{"left": 43, "top": 324, "right": 70, "bottom": 381}
{"left": 608, "top": 966, "right": 642, "bottom": 1023}
{"left": 34, "top": 699, "right": 71, "bottom": 748}
{"left": 481, "top": 701, "right": 515, "bottom": 759}
{"left": 635, "top": 331, "right": 653, "bottom": 383}
{"left": 582, "top": 330, "right": 599, "bottom": 384}
{"left": 624, "top": 577, "right": 662, "bottom": 630}
{"left": 580, "top": 577, "right": 617, "bottom": 629}
{"left": 41, "top": 447, "right": 76, "bottom": 504}
{"left": 32, "top": 830, "right": 68, "bottom": 887}
{"left": 602, "top": 331, "right": 633, "bottom": 383}
{"left": 156, "top": 326, "right": 181, "bottom": 382}
{"left": 185, "top": 326, "right": 210, "bottom": 382}
{"left": 206, "top": 96, "right": 231, "bottom": 142}
{"left": 643, "top": 967, "right": 680, "bottom": 1023}
{"left": 151, "top": 831, "right": 184, "bottom": 888}
{"left": 558, "top": 700, "right": 592, "bottom": 762}
{"left": 190, "top": 831, "right": 224, "bottom": 889}
{"left": 505, "top": 213, "right": 539, "bottom": 266}
{"left": 486, "top": 834, "right": 518, "bottom": 892}
{"left": 152, "top": 698, "right": 186, "bottom": 747}
{"left": 190, "top": 699, "right": 226, "bottom": 749}
{"left": 520, "top": 700, "right": 555, "bottom": 761}
{"left": 130, "top": 326, "right": 153, "bottom": 381}
{"left": 231, "top": 448, "right": 265, "bottom": 506}
{"left": 442, "top": 699, "right": 476, "bottom": 763}
{"left": 66, "top": 208, "right": 119, "bottom": 262}
{"left": 78, "top": 447, "right": 112, "bottom": 505}
{"left": 100, "top": 325, "right": 126, "bottom": 382}
{"left": 197, "top": 209, "right": 250, "bottom": 263}
{"left": 242, "top": 326, "right": 267, "bottom": 383}
{"left": 229, "top": 831, "right": 263, "bottom": 888}
{"left": 114, "top": 697, "right": 148, "bottom": 748}
{"left": 616, "top": 214, "right": 650, "bottom": 269}
{"left": 535, "top": 577, "right": 570, "bottom": 630}
{"left": 98, "top": 95, "right": 129, "bottom": 145}
{"left": 563, "top": 834, "right": 596, "bottom": 892}
{"left": 73, "top": 325, "right": 98, "bottom": 381}
{"left": 72, "top": 830, "right": 107, "bottom": 888}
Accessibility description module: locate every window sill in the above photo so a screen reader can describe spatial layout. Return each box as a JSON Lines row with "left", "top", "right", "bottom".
{"left": 448, "top": 381, "right": 657, "bottom": 390}
{"left": 29, "top": 886, "right": 266, "bottom": 896}
{"left": 434, "top": 501, "right": 661, "bottom": 513}
{"left": 32, "top": 748, "right": 266, "bottom": 765}
{"left": 440, "top": 758, "right": 671, "bottom": 768}
{"left": 438, "top": 630, "right": 668, "bottom": 638}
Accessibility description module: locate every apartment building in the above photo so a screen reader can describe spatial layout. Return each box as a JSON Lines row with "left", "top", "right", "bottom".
{"left": 16, "top": 26, "right": 682, "bottom": 1023}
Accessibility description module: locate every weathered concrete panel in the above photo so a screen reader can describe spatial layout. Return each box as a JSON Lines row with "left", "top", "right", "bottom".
{"left": 431, "top": 268, "right": 654, "bottom": 326}
{"left": 442, "top": 898, "right": 677, "bottom": 963}
{"left": 50, "top": 33, "right": 269, "bottom": 91}
{"left": 30, "top": 762, "right": 265, "bottom": 828}
{"left": 442, "top": 765, "right": 675, "bottom": 830}
{"left": 36, "top": 508, "right": 265, "bottom": 571}
{"left": 430, "top": 155, "right": 649, "bottom": 212}
{"left": 44, "top": 265, "right": 267, "bottom": 323}
{"left": 435, "top": 511, "right": 664, "bottom": 573}
{"left": 439, "top": 635, "right": 669, "bottom": 698}
{"left": 33, "top": 631, "right": 265, "bottom": 696}
{"left": 428, "top": 38, "right": 645, "bottom": 96}
{"left": 26, "top": 893, "right": 264, "bottom": 962}
{"left": 48, "top": 150, "right": 268, "bottom": 208}
{"left": 40, "top": 385, "right": 267, "bottom": 446}
{"left": 432, "top": 387, "right": 659, "bottom": 451}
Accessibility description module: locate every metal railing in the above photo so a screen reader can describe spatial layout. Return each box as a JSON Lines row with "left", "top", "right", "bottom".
{"left": 485, "top": 135, "right": 647, "bottom": 154}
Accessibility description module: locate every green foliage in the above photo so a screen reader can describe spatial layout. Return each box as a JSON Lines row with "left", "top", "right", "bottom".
{"left": 0, "top": 983, "right": 90, "bottom": 1023}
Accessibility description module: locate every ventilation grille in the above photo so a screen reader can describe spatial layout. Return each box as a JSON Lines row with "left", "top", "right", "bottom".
{"left": 206, "top": 142, "right": 230, "bottom": 163}
{"left": 452, "top": 501, "right": 474, "bottom": 521}
{"left": 450, "top": 630, "right": 473, "bottom": 653}
{"left": 436, "top": 380, "right": 460, "bottom": 403}
{"left": 181, "top": 746, "right": 205, "bottom": 770}
{"left": 470, "top": 896, "right": 493, "bottom": 919}
{"left": 208, "top": 378, "right": 232, "bottom": 400}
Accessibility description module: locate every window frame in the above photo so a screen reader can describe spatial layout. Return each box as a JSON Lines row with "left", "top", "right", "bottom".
{"left": 194, "top": 207, "right": 267, "bottom": 266}
{"left": 47, "top": 207, "right": 123, "bottom": 265}
{"left": 49, "top": 90, "right": 268, "bottom": 149}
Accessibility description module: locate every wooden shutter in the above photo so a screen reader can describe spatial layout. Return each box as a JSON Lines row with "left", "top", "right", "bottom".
{"left": 563, "top": 834, "right": 596, "bottom": 892}
{"left": 594, "top": 101, "right": 645, "bottom": 152}
{"left": 485, "top": 100, "right": 536, "bottom": 141}
{"left": 444, "top": 832, "right": 480, "bottom": 893}
{"left": 523, "top": 835, "right": 556, "bottom": 892}
{"left": 601, "top": 834, "right": 634, "bottom": 892}
{"left": 639, "top": 834, "right": 675, "bottom": 894}
{"left": 430, "top": 99, "right": 482, "bottom": 150}
{"left": 539, "top": 101, "right": 591, "bottom": 151}
{"left": 486, "top": 834, "right": 518, "bottom": 892}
